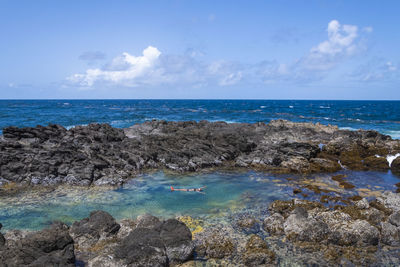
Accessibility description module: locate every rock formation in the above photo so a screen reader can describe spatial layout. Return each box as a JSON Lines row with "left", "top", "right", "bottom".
{"left": 1, "top": 120, "right": 399, "bottom": 187}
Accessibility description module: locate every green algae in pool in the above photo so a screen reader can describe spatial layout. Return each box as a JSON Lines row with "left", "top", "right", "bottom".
{"left": 0, "top": 170, "right": 399, "bottom": 231}
{"left": 0, "top": 171, "right": 290, "bottom": 230}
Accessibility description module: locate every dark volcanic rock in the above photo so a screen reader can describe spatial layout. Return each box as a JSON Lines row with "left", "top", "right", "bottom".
{"left": 160, "top": 219, "right": 194, "bottom": 264}
{"left": 0, "top": 222, "right": 75, "bottom": 267}
{"left": 1, "top": 120, "right": 398, "bottom": 186}
{"left": 115, "top": 227, "right": 168, "bottom": 267}
{"left": 392, "top": 157, "right": 400, "bottom": 174}
{"left": 70, "top": 210, "right": 120, "bottom": 248}
{"left": 0, "top": 223, "right": 4, "bottom": 247}
{"left": 115, "top": 218, "right": 194, "bottom": 266}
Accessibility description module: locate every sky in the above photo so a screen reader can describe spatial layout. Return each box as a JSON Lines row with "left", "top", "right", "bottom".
{"left": 0, "top": 0, "right": 399, "bottom": 99}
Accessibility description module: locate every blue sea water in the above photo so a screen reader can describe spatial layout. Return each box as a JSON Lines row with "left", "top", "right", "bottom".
{"left": 0, "top": 100, "right": 400, "bottom": 138}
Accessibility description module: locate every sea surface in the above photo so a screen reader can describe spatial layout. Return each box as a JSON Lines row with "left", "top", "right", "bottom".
{"left": 0, "top": 99, "right": 400, "bottom": 138}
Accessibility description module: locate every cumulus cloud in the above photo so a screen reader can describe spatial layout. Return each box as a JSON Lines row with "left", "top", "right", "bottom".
{"left": 69, "top": 46, "right": 161, "bottom": 87}
{"left": 68, "top": 46, "right": 243, "bottom": 88}
{"left": 299, "top": 20, "right": 365, "bottom": 71}
{"left": 67, "top": 20, "right": 372, "bottom": 89}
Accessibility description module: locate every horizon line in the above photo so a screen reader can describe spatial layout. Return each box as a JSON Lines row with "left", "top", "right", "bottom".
{"left": 0, "top": 98, "right": 400, "bottom": 101}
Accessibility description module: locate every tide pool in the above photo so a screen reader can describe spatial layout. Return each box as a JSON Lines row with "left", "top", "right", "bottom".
{"left": 0, "top": 170, "right": 399, "bottom": 231}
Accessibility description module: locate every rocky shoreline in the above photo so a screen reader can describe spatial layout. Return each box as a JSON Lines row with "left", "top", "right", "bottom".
{"left": 2, "top": 191, "right": 400, "bottom": 266}
{"left": 1, "top": 120, "right": 400, "bottom": 187}
{"left": 2, "top": 120, "right": 400, "bottom": 266}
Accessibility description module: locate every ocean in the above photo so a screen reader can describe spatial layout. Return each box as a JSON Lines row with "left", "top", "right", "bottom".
{"left": 0, "top": 100, "right": 399, "bottom": 138}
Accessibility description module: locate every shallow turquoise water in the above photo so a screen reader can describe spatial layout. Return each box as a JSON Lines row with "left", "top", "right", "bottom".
{"left": 0, "top": 170, "right": 399, "bottom": 231}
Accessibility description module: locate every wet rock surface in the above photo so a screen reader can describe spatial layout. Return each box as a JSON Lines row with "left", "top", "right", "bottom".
{"left": 1, "top": 120, "right": 399, "bottom": 187}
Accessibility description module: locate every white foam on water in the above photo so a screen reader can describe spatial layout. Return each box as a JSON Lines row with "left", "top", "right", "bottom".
{"left": 338, "top": 160, "right": 345, "bottom": 169}
{"left": 339, "top": 127, "right": 358, "bottom": 131}
{"left": 66, "top": 124, "right": 88, "bottom": 130}
{"left": 387, "top": 153, "right": 400, "bottom": 167}
{"left": 319, "top": 106, "right": 330, "bottom": 109}
{"left": 260, "top": 106, "right": 266, "bottom": 108}
{"left": 289, "top": 105, "right": 294, "bottom": 108}
{"left": 382, "top": 130, "right": 400, "bottom": 140}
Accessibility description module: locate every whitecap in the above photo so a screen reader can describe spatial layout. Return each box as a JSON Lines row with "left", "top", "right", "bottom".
{"left": 289, "top": 105, "right": 294, "bottom": 108}
{"left": 340, "top": 127, "right": 358, "bottom": 131}
{"left": 260, "top": 106, "right": 266, "bottom": 108}
{"left": 387, "top": 153, "right": 400, "bottom": 167}
{"left": 382, "top": 130, "right": 400, "bottom": 140}
{"left": 66, "top": 124, "right": 87, "bottom": 130}
{"left": 319, "top": 106, "right": 330, "bottom": 109}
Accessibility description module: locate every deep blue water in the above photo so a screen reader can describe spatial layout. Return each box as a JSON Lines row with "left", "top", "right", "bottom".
{"left": 0, "top": 100, "right": 399, "bottom": 138}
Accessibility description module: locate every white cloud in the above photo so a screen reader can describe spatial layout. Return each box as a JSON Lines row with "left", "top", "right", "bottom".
{"left": 68, "top": 46, "right": 244, "bottom": 88}
{"left": 299, "top": 20, "right": 366, "bottom": 71}
{"left": 67, "top": 20, "right": 373, "bottom": 89}
{"left": 68, "top": 46, "right": 161, "bottom": 87}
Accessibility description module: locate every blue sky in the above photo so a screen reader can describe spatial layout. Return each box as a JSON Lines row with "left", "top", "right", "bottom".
{"left": 0, "top": 0, "right": 399, "bottom": 99}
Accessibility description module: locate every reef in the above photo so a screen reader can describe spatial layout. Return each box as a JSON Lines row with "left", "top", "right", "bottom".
{"left": 1, "top": 119, "right": 400, "bottom": 187}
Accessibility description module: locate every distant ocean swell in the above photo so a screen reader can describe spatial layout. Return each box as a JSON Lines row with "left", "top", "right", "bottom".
{"left": 0, "top": 100, "right": 399, "bottom": 139}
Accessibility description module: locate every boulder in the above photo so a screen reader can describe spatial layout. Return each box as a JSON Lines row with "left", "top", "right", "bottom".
{"left": 263, "top": 213, "right": 285, "bottom": 235}
{"left": 242, "top": 235, "right": 275, "bottom": 266}
{"left": 388, "top": 210, "right": 400, "bottom": 227}
{"left": 160, "top": 219, "right": 194, "bottom": 264}
{"left": 115, "top": 227, "right": 167, "bottom": 267}
{"left": 136, "top": 214, "right": 162, "bottom": 230}
{"left": 0, "top": 222, "right": 75, "bottom": 266}
{"left": 328, "top": 219, "right": 379, "bottom": 246}
{"left": 380, "top": 222, "right": 400, "bottom": 246}
{"left": 283, "top": 207, "right": 329, "bottom": 242}
{"left": 70, "top": 210, "right": 120, "bottom": 248}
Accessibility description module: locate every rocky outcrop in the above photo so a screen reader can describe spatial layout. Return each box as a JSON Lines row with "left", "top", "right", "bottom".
{"left": 0, "top": 211, "right": 195, "bottom": 267}
{"left": 1, "top": 120, "right": 399, "bottom": 187}
{"left": 0, "top": 222, "right": 75, "bottom": 267}
{"left": 264, "top": 191, "right": 400, "bottom": 250}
